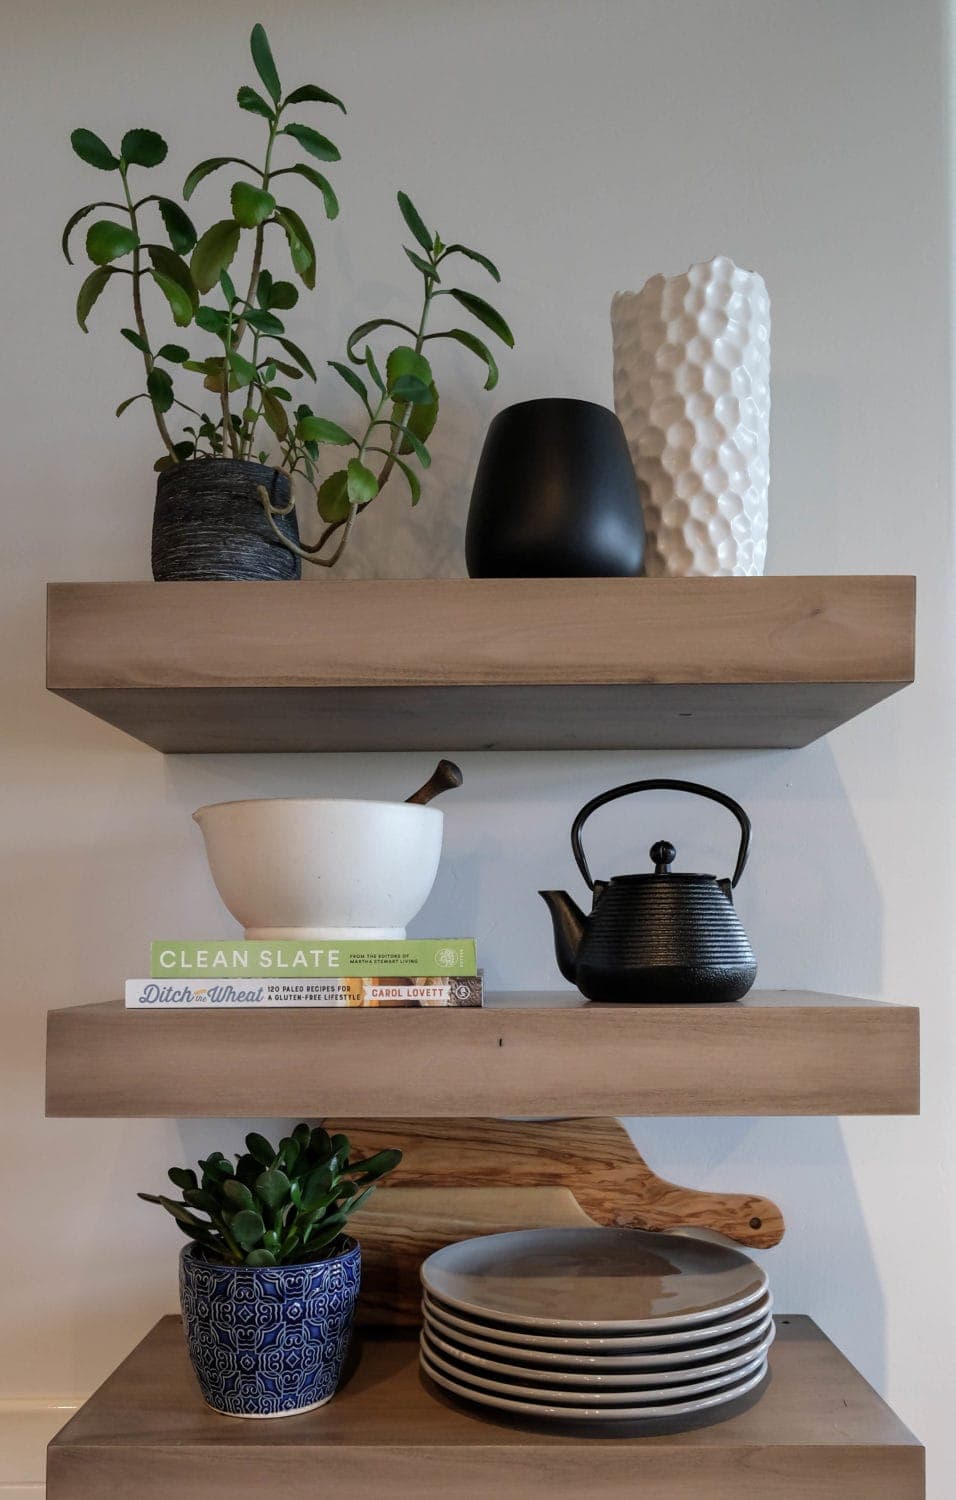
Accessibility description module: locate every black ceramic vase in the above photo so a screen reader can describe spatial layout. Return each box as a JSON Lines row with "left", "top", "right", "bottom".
{"left": 151, "top": 459, "right": 301, "bottom": 581}
{"left": 465, "top": 398, "right": 644, "bottom": 577}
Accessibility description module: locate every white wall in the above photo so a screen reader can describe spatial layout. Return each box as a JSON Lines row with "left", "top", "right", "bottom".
{"left": 1, "top": 0, "right": 952, "bottom": 1491}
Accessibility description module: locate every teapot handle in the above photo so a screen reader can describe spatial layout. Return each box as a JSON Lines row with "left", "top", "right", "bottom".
{"left": 570, "top": 778, "right": 751, "bottom": 892}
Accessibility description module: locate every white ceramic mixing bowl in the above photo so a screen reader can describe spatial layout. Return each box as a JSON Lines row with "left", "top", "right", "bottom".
{"left": 192, "top": 798, "right": 444, "bottom": 939}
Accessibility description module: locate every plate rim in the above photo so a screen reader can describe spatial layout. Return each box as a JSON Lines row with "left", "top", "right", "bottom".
{"left": 421, "top": 1285, "right": 773, "bottom": 1350}
{"left": 419, "top": 1344, "right": 770, "bottom": 1420}
{"left": 421, "top": 1317, "right": 776, "bottom": 1387}
{"left": 421, "top": 1228, "right": 768, "bottom": 1332}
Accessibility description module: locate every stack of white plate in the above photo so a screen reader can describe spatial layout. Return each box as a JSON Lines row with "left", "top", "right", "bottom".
{"left": 420, "top": 1227, "right": 773, "bottom": 1425}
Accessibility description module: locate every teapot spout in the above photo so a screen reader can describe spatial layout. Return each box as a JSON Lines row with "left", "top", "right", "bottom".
{"left": 539, "top": 890, "right": 587, "bottom": 984}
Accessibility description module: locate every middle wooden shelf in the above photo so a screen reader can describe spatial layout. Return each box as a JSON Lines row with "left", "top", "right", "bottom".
{"left": 45, "top": 990, "right": 919, "bottom": 1118}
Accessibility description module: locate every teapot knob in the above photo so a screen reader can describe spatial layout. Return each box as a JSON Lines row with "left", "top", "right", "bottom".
{"left": 650, "top": 840, "right": 676, "bottom": 874}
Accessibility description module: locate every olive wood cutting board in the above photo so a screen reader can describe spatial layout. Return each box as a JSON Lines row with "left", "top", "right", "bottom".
{"left": 343, "top": 1117, "right": 783, "bottom": 1326}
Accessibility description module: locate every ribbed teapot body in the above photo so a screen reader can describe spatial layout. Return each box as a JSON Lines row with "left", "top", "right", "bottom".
{"left": 576, "top": 875, "right": 757, "bottom": 1003}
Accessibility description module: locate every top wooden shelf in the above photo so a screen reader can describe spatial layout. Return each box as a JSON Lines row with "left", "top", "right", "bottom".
{"left": 46, "top": 576, "right": 915, "bottom": 753}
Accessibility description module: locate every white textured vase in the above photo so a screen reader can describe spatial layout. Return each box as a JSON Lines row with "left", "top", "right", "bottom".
{"left": 611, "top": 256, "right": 770, "bottom": 577}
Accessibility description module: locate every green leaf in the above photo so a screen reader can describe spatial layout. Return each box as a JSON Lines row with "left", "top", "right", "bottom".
{"left": 386, "top": 346, "right": 434, "bottom": 405}
{"left": 190, "top": 219, "right": 241, "bottom": 294}
{"left": 255, "top": 1167, "right": 291, "bottom": 1211}
{"left": 401, "top": 383, "right": 439, "bottom": 452}
{"left": 340, "top": 1183, "right": 378, "bottom": 1217}
{"left": 284, "top": 83, "right": 346, "bottom": 112}
{"left": 250, "top": 22, "right": 281, "bottom": 104}
{"left": 274, "top": 205, "right": 316, "bottom": 289}
{"left": 397, "top": 190, "right": 432, "bottom": 253}
{"left": 222, "top": 1179, "right": 256, "bottom": 1211}
{"left": 390, "top": 412, "right": 433, "bottom": 466}
{"left": 404, "top": 247, "right": 438, "bottom": 281}
{"left": 228, "top": 349, "right": 258, "bottom": 384}
{"left": 237, "top": 84, "right": 275, "bottom": 120}
{"left": 296, "top": 415, "right": 354, "bottom": 445}
{"left": 328, "top": 359, "right": 371, "bottom": 412}
{"left": 151, "top": 271, "right": 193, "bottom": 327}
{"left": 446, "top": 288, "right": 514, "bottom": 347}
{"left": 121, "top": 129, "right": 167, "bottom": 168}
{"left": 230, "top": 1208, "right": 266, "bottom": 1249}
{"left": 148, "top": 245, "right": 198, "bottom": 309}
{"left": 156, "top": 343, "right": 190, "bottom": 363}
{"left": 261, "top": 388, "right": 289, "bottom": 438}
{"left": 62, "top": 202, "right": 111, "bottom": 264}
{"left": 121, "top": 326, "right": 149, "bottom": 353}
{"left": 364, "top": 348, "right": 385, "bottom": 393}
{"left": 270, "top": 358, "right": 303, "bottom": 379}
{"left": 271, "top": 163, "right": 338, "bottom": 220}
{"left": 316, "top": 469, "right": 351, "bottom": 522}
{"left": 147, "top": 366, "right": 174, "bottom": 413}
{"left": 244, "top": 1248, "right": 277, "bottom": 1266}
{"left": 268, "top": 280, "right": 298, "bottom": 310}
{"left": 195, "top": 304, "right": 230, "bottom": 336}
{"left": 166, "top": 1164, "right": 196, "bottom": 1188}
{"left": 85, "top": 219, "right": 139, "bottom": 265}
{"left": 183, "top": 156, "right": 254, "bottom": 201}
{"left": 245, "top": 1132, "right": 275, "bottom": 1167}
{"left": 440, "top": 243, "right": 501, "bottom": 282}
{"left": 75, "top": 266, "right": 113, "bottom": 330}
{"left": 244, "top": 308, "right": 284, "bottom": 336}
{"left": 231, "top": 180, "right": 276, "bottom": 228}
{"left": 390, "top": 452, "right": 421, "bottom": 505}
{"left": 349, "top": 1147, "right": 403, "bottom": 1181}
{"left": 347, "top": 457, "right": 379, "bottom": 507}
{"left": 386, "top": 345, "right": 432, "bottom": 391}
{"left": 156, "top": 198, "right": 197, "bottom": 254}
{"left": 430, "top": 326, "right": 498, "bottom": 390}
{"left": 70, "top": 128, "right": 119, "bottom": 171}
{"left": 275, "top": 336, "right": 316, "bottom": 381}
{"left": 255, "top": 268, "right": 273, "bottom": 307}
{"left": 310, "top": 1127, "right": 334, "bottom": 1160}
{"left": 345, "top": 318, "right": 417, "bottom": 364}
{"left": 281, "top": 122, "right": 340, "bottom": 163}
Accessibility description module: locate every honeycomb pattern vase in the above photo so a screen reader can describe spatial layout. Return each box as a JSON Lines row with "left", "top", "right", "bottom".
{"left": 179, "top": 1238, "right": 361, "bottom": 1417}
{"left": 611, "top": 256, "right": 770, "bottom": 577}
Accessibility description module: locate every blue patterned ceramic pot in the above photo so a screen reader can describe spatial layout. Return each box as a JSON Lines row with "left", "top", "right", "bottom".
{"left": 179, "top": 1238, "right": 361, "bottom": 1418}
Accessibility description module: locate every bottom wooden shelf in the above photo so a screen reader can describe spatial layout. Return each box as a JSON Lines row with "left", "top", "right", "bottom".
{"left": 48, "top": 1316, "right": 922, "bottom": 1499}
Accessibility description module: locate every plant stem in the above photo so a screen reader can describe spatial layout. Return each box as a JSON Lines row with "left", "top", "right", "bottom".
{"left": 121, "top": 166, "right": 178, "bottom": 463}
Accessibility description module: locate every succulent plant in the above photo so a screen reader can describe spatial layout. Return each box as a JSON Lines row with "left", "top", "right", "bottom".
{"left": 139, "top": 1122, "right": 401, "bottom": 1266}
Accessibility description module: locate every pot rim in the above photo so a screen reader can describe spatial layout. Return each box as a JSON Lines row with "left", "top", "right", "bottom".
{"left": 180, "top": 1234, "right": 359, "bottom": 1273}
{"left": 192, "top": 797, "right": 443, "bottom": 820}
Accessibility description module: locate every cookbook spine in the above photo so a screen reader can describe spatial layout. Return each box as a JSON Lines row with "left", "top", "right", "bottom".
{"left": 150, "top": 938, "right": 478, "bottom": 978}
{"left": 126, "top": 975, "right": 484, "bottom": 1008}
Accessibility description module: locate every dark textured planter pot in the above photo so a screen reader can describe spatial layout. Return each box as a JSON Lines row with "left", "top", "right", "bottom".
{"left": 179, "top": 1238, "right": 361, "bottom": 1418}
{"left": 465, "top": 398, "right": 645, "bottom": 578}
{"left": 152, "top": 459, "right": 301, "bottom": 581}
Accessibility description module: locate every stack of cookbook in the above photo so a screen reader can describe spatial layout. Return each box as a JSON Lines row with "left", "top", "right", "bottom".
{"left": 125, "top": 938, "right": 481, "bottom": 1008}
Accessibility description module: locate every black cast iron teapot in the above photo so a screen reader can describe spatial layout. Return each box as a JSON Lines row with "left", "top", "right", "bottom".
{"left": 540, "top": 779, "right": 757, "bottom": 1003}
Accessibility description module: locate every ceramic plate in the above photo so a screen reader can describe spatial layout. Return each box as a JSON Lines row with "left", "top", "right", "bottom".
{"left": 419, "top": 1344, "right": 769, "bottom": 1422}
{"left": 421, "top": 1228, "right": 768, "bottom": 1332}
{"left": 423, "top": 1293, "right": 773, "bottom": 1365}
{"left": 422, "top": 1317, "right": 775, "bottom": 1388}
{"left": 420, "top": 1330, "right": 767, "bottom": 1405}
{"left": 421, "top": 1284, "right": 772, "bottom": 1352}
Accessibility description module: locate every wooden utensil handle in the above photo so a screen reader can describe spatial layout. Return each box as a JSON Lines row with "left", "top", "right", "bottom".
{"left": 406, "top": 759, "right": 464, "bottom": 805}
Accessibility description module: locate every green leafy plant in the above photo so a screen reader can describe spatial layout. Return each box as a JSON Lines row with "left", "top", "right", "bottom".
{"left": 139, "top": 1123, "right": 401, "bottom": 1266}
{"left": 64, "top": 23, "right": 514, "bottom": 566}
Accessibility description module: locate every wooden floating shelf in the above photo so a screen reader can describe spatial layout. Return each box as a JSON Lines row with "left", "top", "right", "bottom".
{"left": 45, "top": 576, "right": 915, "bottom": 752}
{"left": 47, "top": 1317, "right": 923, "bottom": 1500}
{"left": 45, "top": 991, "right": 919, "bottom": 1118}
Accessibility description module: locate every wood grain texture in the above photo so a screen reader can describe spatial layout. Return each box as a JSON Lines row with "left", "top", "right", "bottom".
{"left": 45, "top": 992, "right": 921, "bottom": 1118}
{"left": 340, "top": 1117, "right": 783, "bottom": 1324}
{"left": 46, "top": 1318, "right": 924, "bottom": 1500}
{"left": 46, "top": 576, "right": 915, "bottom": 751}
